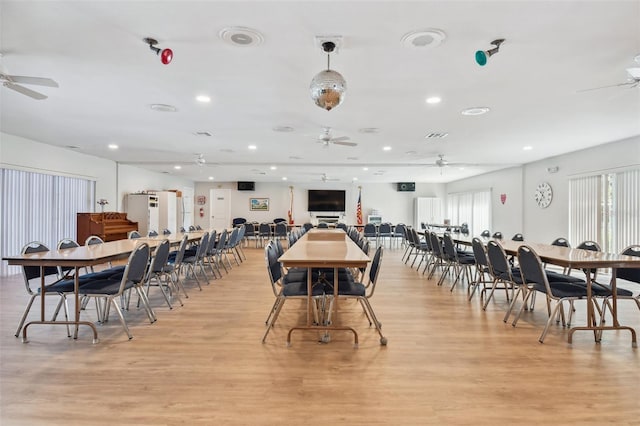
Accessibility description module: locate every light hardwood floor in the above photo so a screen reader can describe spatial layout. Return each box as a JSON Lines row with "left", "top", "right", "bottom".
{"left": 1, "top": 243, "right": 639, "bottom": 425}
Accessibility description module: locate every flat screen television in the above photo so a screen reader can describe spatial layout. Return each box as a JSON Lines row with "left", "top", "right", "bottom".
{"left": 307, "top": 190, "right": 346, "bottom": 212}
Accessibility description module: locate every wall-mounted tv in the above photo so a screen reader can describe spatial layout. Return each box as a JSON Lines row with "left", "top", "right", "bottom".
{"left": 308, "top": 190, "right": 346, "bottom": 212}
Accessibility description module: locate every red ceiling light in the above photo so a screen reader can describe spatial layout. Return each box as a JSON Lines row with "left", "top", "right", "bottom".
{"left": 144, "top": 37, "right": 173, "bottom": 65}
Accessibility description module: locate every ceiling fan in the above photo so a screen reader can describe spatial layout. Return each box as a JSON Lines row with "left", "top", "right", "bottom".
{"left": 317, "top": 127, "right": 357, "bottom": 147}
{"left": 0, "top": 72, "right": 59, "bottom": 100}
{"left": 321, "top": 173, "right": 340, "bottom": 182}
{"left": 578, "top": 68, "right": 640, "bottom": 92}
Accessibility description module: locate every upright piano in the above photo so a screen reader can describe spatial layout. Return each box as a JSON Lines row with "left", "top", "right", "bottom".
{"left": 77, "top": 212, "right": 138, "bottom": 243}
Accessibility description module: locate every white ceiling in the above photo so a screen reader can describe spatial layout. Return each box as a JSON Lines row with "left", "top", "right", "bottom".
{"left": 1, "top": 1, "right": 639, "bottom": 184}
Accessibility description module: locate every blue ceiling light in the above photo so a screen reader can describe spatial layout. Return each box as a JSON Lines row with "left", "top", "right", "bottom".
{"left": 475, "top": 39, "right": 505, "bottom": 66}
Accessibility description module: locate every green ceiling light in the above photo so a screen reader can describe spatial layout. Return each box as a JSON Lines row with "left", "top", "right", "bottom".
{"left": 475, "top": 39, "right": 505, "bottom": 66}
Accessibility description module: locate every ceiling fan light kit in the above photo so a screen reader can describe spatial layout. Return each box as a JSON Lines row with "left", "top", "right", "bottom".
{"left": 144, "top": 37, "right": 173, "bottom": 65}
{"left": 475, "top": 38, "right": 505, "bottom": 66}
{"left": 310, "top": 40, "right": 346, "bottom": 111}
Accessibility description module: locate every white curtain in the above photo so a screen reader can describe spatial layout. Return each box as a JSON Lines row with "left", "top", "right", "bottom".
{"left": 447, "top": 189, "right": 491, "bottom": 236}
{"left": 613, "top": 169, "right": 640, "bottom": 253}
{"left": 569, "top": 175, "right": 603, "bottom": 249}
{"left": 0, "top": 168, "right": 95, "bottom": 276}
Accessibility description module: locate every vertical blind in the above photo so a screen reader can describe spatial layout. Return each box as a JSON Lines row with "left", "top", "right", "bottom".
{"left": 569, "top": 169, "right": 639, "bottom": 254}
{"left": 0, "top": 168, "right": 95, "bottom": 276}
{"left": 447, "top": 189, "right": 491, "bottom": 236}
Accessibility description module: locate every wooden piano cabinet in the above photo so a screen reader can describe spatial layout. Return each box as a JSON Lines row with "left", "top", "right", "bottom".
{"left": 77, "top": 212, "right": 138, "bottom": 243}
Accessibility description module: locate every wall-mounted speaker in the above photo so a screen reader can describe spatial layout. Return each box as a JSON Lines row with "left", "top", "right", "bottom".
{"left": 397, "top": 182, "right": 415, "bottom": 192}
{"left": 237, "top": 181, "right": 255, "bottom": 191}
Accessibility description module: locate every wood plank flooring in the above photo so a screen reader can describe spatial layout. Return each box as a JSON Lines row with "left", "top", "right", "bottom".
{"left": 1, "top": 242, "right": 639, "bottom": 425}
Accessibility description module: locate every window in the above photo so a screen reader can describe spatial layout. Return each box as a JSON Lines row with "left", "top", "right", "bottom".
{"left": 447, "top": 189, "right": 491, "bottom": 236}
{"left": 0, "top": 168, "right": 95, "bottom": 276}
{"left": 569, "top": 169, "right": 639, "bottom": 254}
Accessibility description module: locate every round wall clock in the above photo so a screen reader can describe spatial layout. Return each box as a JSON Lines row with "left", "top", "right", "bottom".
{"left": 534, "top": 182, "right": 553, "bottom": 208}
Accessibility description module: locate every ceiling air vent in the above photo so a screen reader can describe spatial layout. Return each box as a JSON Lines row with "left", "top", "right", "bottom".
{"left": 194, "top": 131, "right": 212, "bottom": 137}
{"left": 425, "top": 132, "right": 449, "bottom": 139}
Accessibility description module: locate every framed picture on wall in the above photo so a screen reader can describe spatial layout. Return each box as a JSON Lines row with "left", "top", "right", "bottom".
{"left": 250, "top": 198, "right": 269, "bottom": 211}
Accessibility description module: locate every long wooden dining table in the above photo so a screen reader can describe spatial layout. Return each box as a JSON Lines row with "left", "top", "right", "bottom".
{"left": 2, "top": 232, "right": 203, "bottom": 343}
{"left": 448, "top": 234, "right": 640, "bottom": 346}
{"left": 278, "top": 229, "right": 370, "bottom": 346}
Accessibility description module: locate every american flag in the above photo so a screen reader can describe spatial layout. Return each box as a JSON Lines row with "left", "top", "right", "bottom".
{"left": 356, "top": 187, "right": 363, "bottom": 225}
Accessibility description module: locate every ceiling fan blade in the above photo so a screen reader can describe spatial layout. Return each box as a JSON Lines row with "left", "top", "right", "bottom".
{"left": 3, "top": 82, "right": 47, "bottom": 100}
{"left": 5, "top": 75, "right": 59, "bottom": 87}
{"left": 577, "top": 81, "right": 637, "bottom": 93}
{"left": 332, "top": 141, "right": 358, "bottom": 147}
{"left": 331, "top": 136, "right": 351, "bottom": 142}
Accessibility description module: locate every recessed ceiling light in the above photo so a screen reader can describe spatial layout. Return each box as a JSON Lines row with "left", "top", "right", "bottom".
{"left": 363, "top": 167, "right": 369, "bottom": 171}
{"left": 426, "top": 96, "right": 441, "bottom": 104}
{"left": 289, "top": 156, "right": 302, "bottom": 160}
{"left": 461, "top": 107, "right": 490, "bottom": 116}
{"left": 405, "top": 151, "right": 417, "bottom": 155}
{"left": 273, "top": 126, "right": 295, "bottom": 132}
{"left": 174, "top": 165, "right": 182, "bottom": 170}
{"left": 270, "top": 166, "right": 277, "bottom": 170}
{"left": 401, "top": 29, "right": 447, "bottom": 49}
{"left": 383, "top": 146, "right": 392, "bottom": 151}
{"left": 208, "top": 176, "right": 214, "bottom": 180}
{"left": 219, "top": 27, "right": 264, "bottom": 47}
{"left": 196, "top": 95, "right": 211, "bottom": 103}
{"left": 282, "top": 177, "right": 287, "bottom": 181}
{"left": 108, "top": 144, "right": 118, "bottom": 150}
{"left": 220, "top": 148, "right": 234, "bottom": 153}
{"left": 149, "top": 104, "right": 177, "bottom": 112}
{"left": 523, "top": 146, "right": 533, "bottom": 151}
{"left": 353, "top": 177, "right": 358, "bottom": 181}
{"left": 248, "top": 145, "right": 257, "bottom": 150}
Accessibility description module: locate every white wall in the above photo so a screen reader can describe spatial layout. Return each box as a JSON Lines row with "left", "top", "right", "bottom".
{"left": 1, "top": 132, "right": 195, "bottom": 212}
{"left": 194, "top": 181, "right": 446, "bottom": 228}
{"left": 446, "top": 136, "right": 640, "bottom": 244}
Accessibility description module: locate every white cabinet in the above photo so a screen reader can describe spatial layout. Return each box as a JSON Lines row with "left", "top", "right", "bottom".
{"left": 126, "top": 194, "right": 159, "bottom": 236}
{"left": 157, "top": 191, "right": 177, "bottom": 234}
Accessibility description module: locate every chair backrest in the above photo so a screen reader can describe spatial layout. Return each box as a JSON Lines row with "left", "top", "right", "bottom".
{"left": 577, "top": 240, "right": 601, "bottom": 277}
{"left": 393, "top": 223, "right": 406, "bottom": 236}
{"left": 460, "top": 223, "right": 469, "bottom": 235}
{"left": 512, "top": 233, "right": 524, "bottom": 241}
{"left": 288, "top": 232, "right": 296, "bottom": 248}
{"left": 172, "top": 235, "right": 189, "bottom": 266}
{"left": 617, "top": 245, "right": 640, "bottom": 283}
{"left": 162, "top": 229, "right": 172, "bottom": 235}
{"left": 551, "top": 237, "right": 570, "bottom": 247}
{"left": 363, "top": 223, "right": 376, "bottom": 236}
{"left": 486, "top": 240, "right": 509, "bottom": 276}
{"left": 273, "top": 217, "right": 287, "bottom": 224}
{"left": 189, "top": 225, "right": 196, "bottom": 231}
{"left": 206, "top": 229, "right": 219, "bottom": 255}
{"left": 336, "top": 223, "right": 347, "bottom": 231}
{"left": 275, "top": 222, "right": 287, "bottom": 236}
{"left": 517, "top": 245, "right": 548, "bottom": 290}
{"left": 258, "top": 223, "right": 271, "bottom": 236}
{"left": 227, "top": 227, "right": 239, "bottom": 248}
{"left": 56, "top": 238, "right": 80, "bottom": 276}
{"left": 317, "top": 222, "right": 329, "bottom": 229}
{"left": 21, "top": 242, "right": 59, "bottom": 293}
{"left": 428, "top": 232, "right": 443, "bottom": 258}
{"left": 147, "top": 230, "right": 159, "bottom": 237}
{"left": 243, "top": 222, "right": 255, "bottom": 236}
{"left": 379, "top": 223, "right": 392, "bottom": 234}
{"left": 481, "top": 230, "right": 491, "bottom": 238}
{"left": 236, "top": 224, "right": 245, "bottom": 241}
{"left": 216, "top": 229, "right": 228, "bottom": 251}
{"left": 85, "top": 235, "right": 105, "bottom": 245}
{"left": 195, "top": 225, "right": 203, "bottom": 230}
{"left": 118, "top": 243, "right": 151, "bottom": 293}
{"left": 265, "top": 242, "right": 283, "bottom": 286}
{"left": 471, "top": 237, "right": 489, "bottom": 267}
{"left": 232, "top": 217, "right": 247, "bottom": 227}
{"left": 492, "top": 231, "right": 503, "bottom": 239}
{"left": 303, "top": 223, "right": 313, "bottom": 231}
{"left": 195, "top": 232, "right": 210, "bottom": 260}
{"left": 129, "top": 231, "right": 142, "bottom": 239}
{"left": 180, "top": 226, "right": 186, "bottom": 233}
{"left": 149, "top": 239, "right": 171, "bottom": 273}
{"left": 366, "top": 246, "right": 384, "bottom": 296}
{"left": 275, "top": 239, "right": 285, "bottom": 257}
{"left": 441, "top": 233, "right": 457, "bottom": 260}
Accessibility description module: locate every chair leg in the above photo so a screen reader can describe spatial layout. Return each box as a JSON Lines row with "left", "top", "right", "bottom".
{"left": 109, "top": 297, "right": 133, "bottom": 339}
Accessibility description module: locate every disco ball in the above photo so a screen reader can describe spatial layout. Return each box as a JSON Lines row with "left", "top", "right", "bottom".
{"left": 310, "top": 69, "right": 347, "bottom": 111}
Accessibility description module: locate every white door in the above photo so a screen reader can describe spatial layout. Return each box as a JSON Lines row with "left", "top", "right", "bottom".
{"left": 210, "top": 189, "right": 231, "bottom": 230}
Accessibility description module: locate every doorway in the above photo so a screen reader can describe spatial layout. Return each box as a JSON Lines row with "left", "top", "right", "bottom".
{"left": 210, "top": 188, "right": 231, "bottom": 230}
